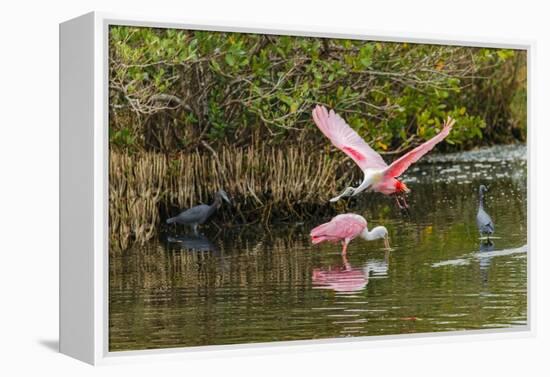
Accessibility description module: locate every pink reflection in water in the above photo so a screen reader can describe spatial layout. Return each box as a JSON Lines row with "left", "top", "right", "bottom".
{"left": 312, "top": 251, "right": 389, "bottom": 294}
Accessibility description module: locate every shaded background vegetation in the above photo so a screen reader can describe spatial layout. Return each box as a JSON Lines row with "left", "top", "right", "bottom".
{"left": 110, "top": 26, "right": 526, "bottom": 153}
{"left": 108, "top": 26, "right": 527, "bottom": 250}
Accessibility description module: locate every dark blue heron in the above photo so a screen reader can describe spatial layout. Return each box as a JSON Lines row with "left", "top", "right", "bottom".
{"left": 166, "top": 190, "right": 230, "bottom": 234}
{"left": 476, "top": 185, "right": 494, "bottom": 240}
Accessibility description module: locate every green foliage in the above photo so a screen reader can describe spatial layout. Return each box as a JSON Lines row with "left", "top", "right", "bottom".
{"left": 109, "top": 26, "right": 526, "bottom": 153}
{"left": 110, "top": 127, "right": 135, "bottom": 148}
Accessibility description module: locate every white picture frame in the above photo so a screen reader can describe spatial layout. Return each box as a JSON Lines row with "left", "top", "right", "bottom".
{"left": 59, "top": 11, "right": 534, "bottom": 365}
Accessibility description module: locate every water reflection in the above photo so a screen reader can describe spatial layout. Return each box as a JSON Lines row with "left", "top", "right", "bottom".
{"left": 312, "top": 251, "right": 390, "bottom": 294}
{"left": 365, "top": 251, "right": 390, "bottom": 277}
{"left": 479, "top": 240, "right": 495, "bottom": 270}
{"left": 166, "top": 233, "right": 219, "bottom": 253}
{"left": 479, "top": 240, "right": 495, "bottom": 284}
{"left": 313, "top": 254, "right": 369, "bottom": 294}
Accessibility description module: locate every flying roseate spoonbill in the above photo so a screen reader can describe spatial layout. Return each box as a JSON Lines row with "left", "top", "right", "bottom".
{"left": 310, "top": 214, "right": 389, "bottom": 254}
{"left": 166, "top": 190, "right": 231, "bottom": 234}
{"left": 312, "top": 105, "right": 455, "bottom": 208}
{"left": 476, "top": 185, "right": 494, "bottom": 240}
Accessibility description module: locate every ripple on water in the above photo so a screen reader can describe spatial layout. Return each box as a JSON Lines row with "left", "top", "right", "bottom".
{"left": 431, "top": 244, "right": 527, "bottom": 268}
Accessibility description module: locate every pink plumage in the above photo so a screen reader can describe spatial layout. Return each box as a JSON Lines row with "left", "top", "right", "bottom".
{"left": 312, "top": 105, "right": 387, "bottom": 170}
{"left": 383, "top": 120, "right": 453, "bottom": 179}
{"left": 312, "top": 105, "right": 455, "bottom": 208}
{"left": 310, "top": 214, "right": 367, "bottom": 254}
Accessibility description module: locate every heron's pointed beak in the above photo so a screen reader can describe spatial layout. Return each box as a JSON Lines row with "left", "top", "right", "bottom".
{"left": 220, "top": 192, "right": 231, "bottom": 205}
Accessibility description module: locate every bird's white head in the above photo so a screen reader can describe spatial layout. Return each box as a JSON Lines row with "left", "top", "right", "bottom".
{"left": 370, "top": 226, "right": 388, "bottom": 240}
{"left": 361, "top": 225, "right": 390, "bottom": 248}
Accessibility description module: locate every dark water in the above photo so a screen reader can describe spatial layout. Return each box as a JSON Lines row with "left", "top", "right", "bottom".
{"left": 109, "top": 144, "right": 528, "bottom": 351}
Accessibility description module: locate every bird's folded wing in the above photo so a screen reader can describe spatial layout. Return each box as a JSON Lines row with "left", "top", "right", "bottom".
{"left": 312, "top": 105, "right": 387, "bottom": 170}
{"left": 383, "top": 117, "right": 455, "bottom": 179}
{"left": 180, "top": 204, "right": 209, "bottom": 222}
{"left": 311, "top": 215, "right": 366, "bottom": 240}
{"left": 335, "top": 217, "right": 366, "bottom": 239}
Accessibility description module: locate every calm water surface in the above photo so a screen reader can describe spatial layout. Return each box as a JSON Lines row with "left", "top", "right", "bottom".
{"left": 109, "top": 144, "right": 527, "bottom": 351}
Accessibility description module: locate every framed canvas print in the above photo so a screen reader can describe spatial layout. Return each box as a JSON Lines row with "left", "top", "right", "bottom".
{"left": 60, "top": 12, "right": 532, "bottom": 365}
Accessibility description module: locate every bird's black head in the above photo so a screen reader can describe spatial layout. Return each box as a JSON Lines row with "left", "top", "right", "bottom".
{"left": 479, "top": 185, "right": 488, "bottom": 195}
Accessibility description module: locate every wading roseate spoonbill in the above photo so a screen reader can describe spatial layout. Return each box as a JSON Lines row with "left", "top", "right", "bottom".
{"left": 312, "top": 105, "right": 455, "bottom": 208}
{"left": 310, "top": 213, "right": 389, "bottom": 254}
{"left": 476, "top": 185, "right": 494, "bottom": 240}
{"left": 166, "top": 190, "right": 230, "bottom": 234}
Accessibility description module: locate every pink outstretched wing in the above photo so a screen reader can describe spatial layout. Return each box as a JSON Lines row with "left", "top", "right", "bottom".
{"left": 383, "top": 117, "right": 455, "bottom": 179}
{"left": 310, "top": 214, "right": 367, "bottom": 244}
{"left": 312, "top": 105, "right": 387, "bottom": 170}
